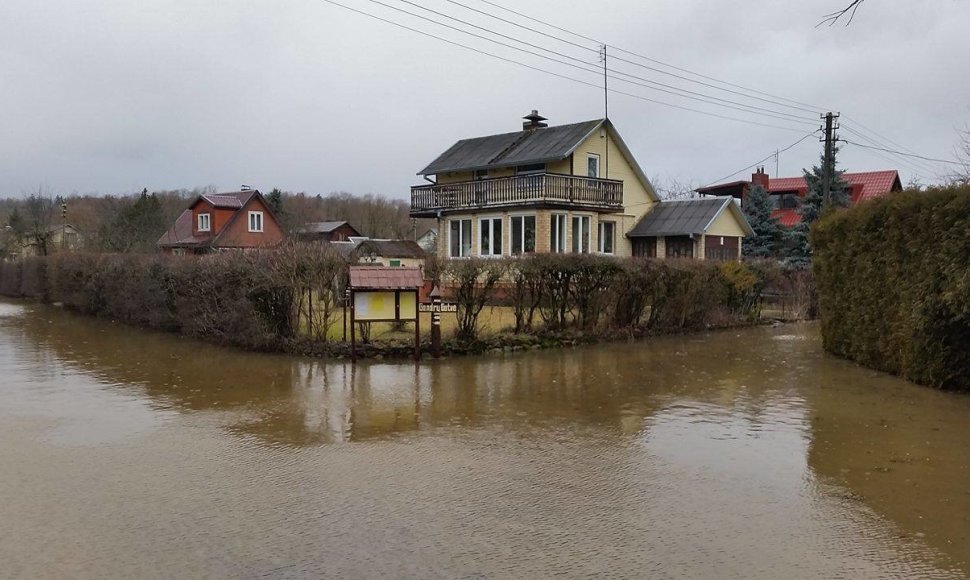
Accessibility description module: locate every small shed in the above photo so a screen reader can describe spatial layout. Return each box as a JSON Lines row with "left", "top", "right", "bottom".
{"left": 348, "top": 266, "right": 425, "bottom": 360}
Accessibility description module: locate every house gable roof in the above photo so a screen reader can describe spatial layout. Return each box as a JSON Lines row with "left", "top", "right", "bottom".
{"left": 627, "top": 197, "right": 753, "bottom": 238}
{"left": 355, "top": 239, "right": 427, "bottom": 259}
{"left": 418, "top": 118, "right": 659, "bottom": 203}
{"left": 158, "top": 189, "right": 283, "bottom": 248}
{"left": 294, "top": 221, "right": 362, "bottom": 235}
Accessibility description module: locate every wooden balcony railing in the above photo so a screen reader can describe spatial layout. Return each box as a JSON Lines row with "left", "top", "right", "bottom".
{"left": 410, "top": 173, "right": 623, "bottom": 215}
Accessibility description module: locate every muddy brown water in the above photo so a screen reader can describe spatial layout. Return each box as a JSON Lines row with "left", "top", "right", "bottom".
{"left": 1, "top": 300, "right": 968, "bottom": 579}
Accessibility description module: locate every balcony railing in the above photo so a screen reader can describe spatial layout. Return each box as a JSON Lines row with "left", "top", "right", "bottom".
{"left": 410, "top": 172, "right": 623, "bottom": 215}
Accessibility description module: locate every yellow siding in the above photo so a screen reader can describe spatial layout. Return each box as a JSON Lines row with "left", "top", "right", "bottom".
{"left": 706, "top": 205, "right": 748, "bottom": 237}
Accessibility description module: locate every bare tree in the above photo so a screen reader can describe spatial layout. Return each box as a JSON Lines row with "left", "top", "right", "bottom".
{"left": 820, "top": 0, "right": 866, "bottom": 26}
{"left": 652, "top": 175, "right": 701, "bottom": 200}
{"left": 20, "top": 191, "right": 56, "bottom": 256}
{"left": 951, "top": 124, "right": 970, "bottom": 186}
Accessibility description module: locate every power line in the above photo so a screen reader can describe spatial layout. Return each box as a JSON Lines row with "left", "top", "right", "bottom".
{"left": 316, "top": 0, "right": 815, "bottom": 133}
{"left": 470, "top": 0, "right": 828, "bottom": 113}
{"left": 840, "top": 126, "right": 937, "bottom": 177}
{"left": 359, "top": 0, "right": 817, "bottom": 126}
{"left": 699, "top": 131, "right": 820, "bottom": 188}
{"left": 840, "top": 140, "right": 959, "bottom": 165}
{"left": 841, "top": 119, "right": 939, "bottom": 174}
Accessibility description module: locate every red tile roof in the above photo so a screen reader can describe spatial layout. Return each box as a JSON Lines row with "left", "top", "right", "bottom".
{"left": 156, "top": 209, "right": 210, "bottom": 247}
{"left": 771, "top": 209, "right": 801, "bottom": 228}
{"left": 349, "top": 266, "right": 424, "bottom": 289}
{"left": 766, "top": 170, "right": 901, "bottom": 201}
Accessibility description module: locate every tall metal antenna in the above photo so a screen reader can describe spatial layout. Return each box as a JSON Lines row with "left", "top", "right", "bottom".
{"left": 599, "top": 44, "right": 608, "bottom": 120}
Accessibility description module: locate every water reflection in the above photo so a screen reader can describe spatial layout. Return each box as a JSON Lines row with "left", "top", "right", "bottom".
{"left": 2, "top": 301, "right": 969, "bottom": 577}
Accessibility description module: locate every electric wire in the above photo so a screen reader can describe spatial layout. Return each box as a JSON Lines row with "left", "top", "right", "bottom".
{"left": 840, "top": 140, "right": 959, "bottom": 165}
{"left": 699, "top": 131, "right": 821, "bottom": 188}
{"left": 316, "top": 0, "right": 817, "bottom": 133}
{"left": 360, "top": 0, "right": 817, "bottom": 125}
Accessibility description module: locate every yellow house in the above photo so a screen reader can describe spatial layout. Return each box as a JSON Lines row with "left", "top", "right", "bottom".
{"left": 411, "top": 110, "right": 751, "bottom": 260}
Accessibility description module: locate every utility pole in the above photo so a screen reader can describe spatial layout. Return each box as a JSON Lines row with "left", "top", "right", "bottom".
{"left": 821, "top": 112, "right": 840, "bottom": 211}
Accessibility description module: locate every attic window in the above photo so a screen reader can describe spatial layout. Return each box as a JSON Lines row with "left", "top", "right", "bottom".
{"left": 248, "top": 211, "right": 264, "bottom": 233}
{"left": 197, "top": 213, "right": 211, "bottom": 232}
{"left": 515, "top": 163, "right": 544, "bottom": 175}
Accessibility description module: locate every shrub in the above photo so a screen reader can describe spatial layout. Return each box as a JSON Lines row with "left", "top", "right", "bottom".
{"left": 445, "top": 258, "right": 505, "bottom": 342}
{"left": 813, "top": 185, "right": 970, "bottom": 391}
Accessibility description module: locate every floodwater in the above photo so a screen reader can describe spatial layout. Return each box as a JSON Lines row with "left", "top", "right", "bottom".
{"left": 1, "top": 301, "right": 968, "bottom": 579}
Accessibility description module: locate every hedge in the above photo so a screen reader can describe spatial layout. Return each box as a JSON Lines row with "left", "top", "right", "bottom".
{"left": 0, "top": 248, "right": 812, "bottom": 356}
{"left": 813, "top": 185, "right": 970, "bottom": 391}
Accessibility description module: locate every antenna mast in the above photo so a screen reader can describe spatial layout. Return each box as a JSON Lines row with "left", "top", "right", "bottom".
{"left": 599, "top": 44, "right": 608, "bottom": 120}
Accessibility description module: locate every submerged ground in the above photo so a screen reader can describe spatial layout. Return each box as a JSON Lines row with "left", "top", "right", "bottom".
{"left": 1, "top": 301, "right": 968, "bottom": 578}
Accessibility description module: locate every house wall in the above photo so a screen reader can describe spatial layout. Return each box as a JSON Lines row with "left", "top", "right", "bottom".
{"left": 706, "top": 206, "right": 749, "bottom": 238}
{"left": 214, "top": 197, "right": 285, "bottom": 249}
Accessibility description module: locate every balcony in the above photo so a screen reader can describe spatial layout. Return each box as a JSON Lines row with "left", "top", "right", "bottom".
{"left": 410, "top": 172, "right": 623, "bottom": 217}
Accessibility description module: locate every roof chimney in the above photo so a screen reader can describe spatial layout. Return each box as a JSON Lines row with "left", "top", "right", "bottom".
{"left": 522, "top": 109, "right": 548, "bottom": 130}
{"left": 751, "top": 167, "right": 770, "bottom": 191}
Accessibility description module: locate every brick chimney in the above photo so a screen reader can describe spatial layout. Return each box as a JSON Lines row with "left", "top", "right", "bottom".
{"left": 522, "top": 109, "right": 548, "bottom": 130}
{"left": 751, "top": 166, "right": 770, "bottom": 191}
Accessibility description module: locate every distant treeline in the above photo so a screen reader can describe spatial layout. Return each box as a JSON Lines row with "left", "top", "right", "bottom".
{"left": 813, "top": 185, "right": 970, "bottom": 391}
{"left": 0, "top": 188, "right": 427, "bottom": 258}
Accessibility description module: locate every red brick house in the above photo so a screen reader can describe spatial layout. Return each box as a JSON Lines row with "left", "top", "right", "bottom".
{"left": 157, "top": 190, "right": 286, "bottom": 254}
{"left": 696, "top": 168, "right": 902, "bottom": 227}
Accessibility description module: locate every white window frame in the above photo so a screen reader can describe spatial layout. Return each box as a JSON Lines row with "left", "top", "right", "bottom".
{"left": 597, "top": 220, "right": 616, "bottom": 254}
{"left": 587, "top": 153, "right": 600, "bottom": 178}
{"left": 248, "top": 211, "right": 264, "bottom": 233}
{"left": 479, "top": 216, "right": 503, "bottom": 258}
{"left": 571, "top": 214, "right": 592, "bottom": 254}
{"left": 510, "top": 213, "right": 536, "bottom": 256}
{"left": 197, "top": 213, "right": 211, "bottom": 232}
{"left": 448, "top": 218, "right": 472, "bottom": 258}
{"left": 550, "top": 213, "right": 567, "bottom": 253}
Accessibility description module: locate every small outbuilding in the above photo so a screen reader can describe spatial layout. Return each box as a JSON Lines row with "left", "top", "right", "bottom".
{"left": 626, "top": 197, "right": 753, "bottom": 260}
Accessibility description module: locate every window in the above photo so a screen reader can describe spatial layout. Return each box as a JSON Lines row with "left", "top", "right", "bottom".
{"left": 449, "top": 219, "right": 472, "bottom": 258}
{"left": 571, "top": 215, "right": 591, "bottom": 253}
{"left": 248, "top": 211, "right": 264, "bottom": 233}
{"left": 773, "top": 193, "right": 799, "bottom": 210}
{"left": 550, "top": 213, "right": 567, "bottom": 253}
{"left": 587, "top": 154, "right": 600, "bottom": 178}
{"left": 511, "top": 215, "right": 536, "bottom": 255}
{"left": 479, "top": 217, "right": 503, "bottom": 257}
{"left": 197, "top": 213, "right": 211, "bottom": 232}
{"left": 389, "top": 259, "right": 402, "bottom": 267}
{"left": 515, "top": 163, "right": 544, "bottom": 175}
{"left": 665, "top": 236, "right": 694, "bottom": 259}
{"left": 598, "top": 221, "right": 615, "bottom": 254}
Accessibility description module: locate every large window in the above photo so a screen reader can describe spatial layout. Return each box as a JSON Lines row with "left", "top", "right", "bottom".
{"left": 197, "top": 213, "right": 211, "bottom": 232}
{"left": 550, "top": 213, "right": 567, "bottom": 253}
{"left": 772, "top": 193, "right": 799, "bottom": 210}
{"left": 665, "top": 236, "right": 694, "bottom": 259}
{"left": 479, "top": 217, "right": 503, "bottom": 257}
{"left": 571, "top": 215, "right": 591, "bottom": 253}
{"left": 248, "top": 211, "right": 264, "bottom": 233}
{"left": 449, "top": 219, "right": 472, "bottom": 258}
{"left": 511, "top": 215, "right": 536, "bottom": 255}
{"left": 587, "top": 153, "right": 600, "bottom": 178}
{"left": 597, "top": 221, "right": 615, "bottom": 254}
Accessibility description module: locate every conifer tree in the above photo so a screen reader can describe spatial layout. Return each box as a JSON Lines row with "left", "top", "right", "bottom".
{"left": 741, "top": 184, "right": 783, "bottom": 258}
{"left": 785, "top": 147, "right": 849, "bottom": 267}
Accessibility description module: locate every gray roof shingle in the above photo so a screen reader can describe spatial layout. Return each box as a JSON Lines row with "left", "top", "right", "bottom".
{"left": 627, "top": 198, "right": 752, "bottom": 237}
{"left": 418, "top": 120, "right": 602, "bottom": 175}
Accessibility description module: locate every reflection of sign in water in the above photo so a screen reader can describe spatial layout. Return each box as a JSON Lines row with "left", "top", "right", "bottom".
{"left": 353, "top": 290, "right": 419, "bottom": 321}
{"left": 419, "top": 302, "right": 457, "bottom": 313}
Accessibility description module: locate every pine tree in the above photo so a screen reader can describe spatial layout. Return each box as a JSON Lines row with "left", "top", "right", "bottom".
{"left": 100, "top": 189, "right": 166, "bottom": 252}
{"left": 785, "top": 146, "right": 849, "bottom": 267}
{"left": 741, "top": 184, "right": 783, "bottom": 258}
{"left": 266, "top": 188, "right": 284, "bottom": 217}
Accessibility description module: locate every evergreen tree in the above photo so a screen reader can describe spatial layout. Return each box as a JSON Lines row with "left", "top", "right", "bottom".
{"left": 741, "top": 184, "right": 783, "bottom": 258}
{"left": 100, "top": 188, "right": 166, "bottom": 252}
{"left": 266, "top": 188, "right": 284, "bottom": 217}
{"left": 785, "top": 147, "right": 849, "bottom": 268}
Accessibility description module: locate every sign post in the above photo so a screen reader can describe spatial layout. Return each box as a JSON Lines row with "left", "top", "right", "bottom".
{"left": 348, "top": 266, "right": 424, "bottom": 363}
{"left": 430, "top": 285, "right": 442, "bottom": 358}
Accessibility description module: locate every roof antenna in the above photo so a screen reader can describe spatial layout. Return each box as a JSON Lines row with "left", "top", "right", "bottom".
{"left": 240, "top": 184, "right": 252, "bottom": 191}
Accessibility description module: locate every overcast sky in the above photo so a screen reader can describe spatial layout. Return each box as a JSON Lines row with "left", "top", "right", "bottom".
{"left": 2, "top": 0, "right": 968, "bottom": 199}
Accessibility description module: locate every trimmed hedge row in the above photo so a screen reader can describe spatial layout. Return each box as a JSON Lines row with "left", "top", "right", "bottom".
{"left": 0, "top": 245, "right": 345, "bottom": 351}
{"left": 1, "top": 248, "right": 814, "bottom": 356}
{"left": 813, "top": 185, "right": 970, "bottom": 391}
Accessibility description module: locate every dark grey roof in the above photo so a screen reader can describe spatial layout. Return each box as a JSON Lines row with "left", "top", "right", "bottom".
{"left": 295, "top": 221, "right": 350, "bottom": 234}
{"left": 627, "top": 198, "right": 753, "bottom": 237}
{"left": 356, "top": 239, "right": 427, "bottom": 259}
{"left": 418, "top": 120, "right": 603, "bottom": 175}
